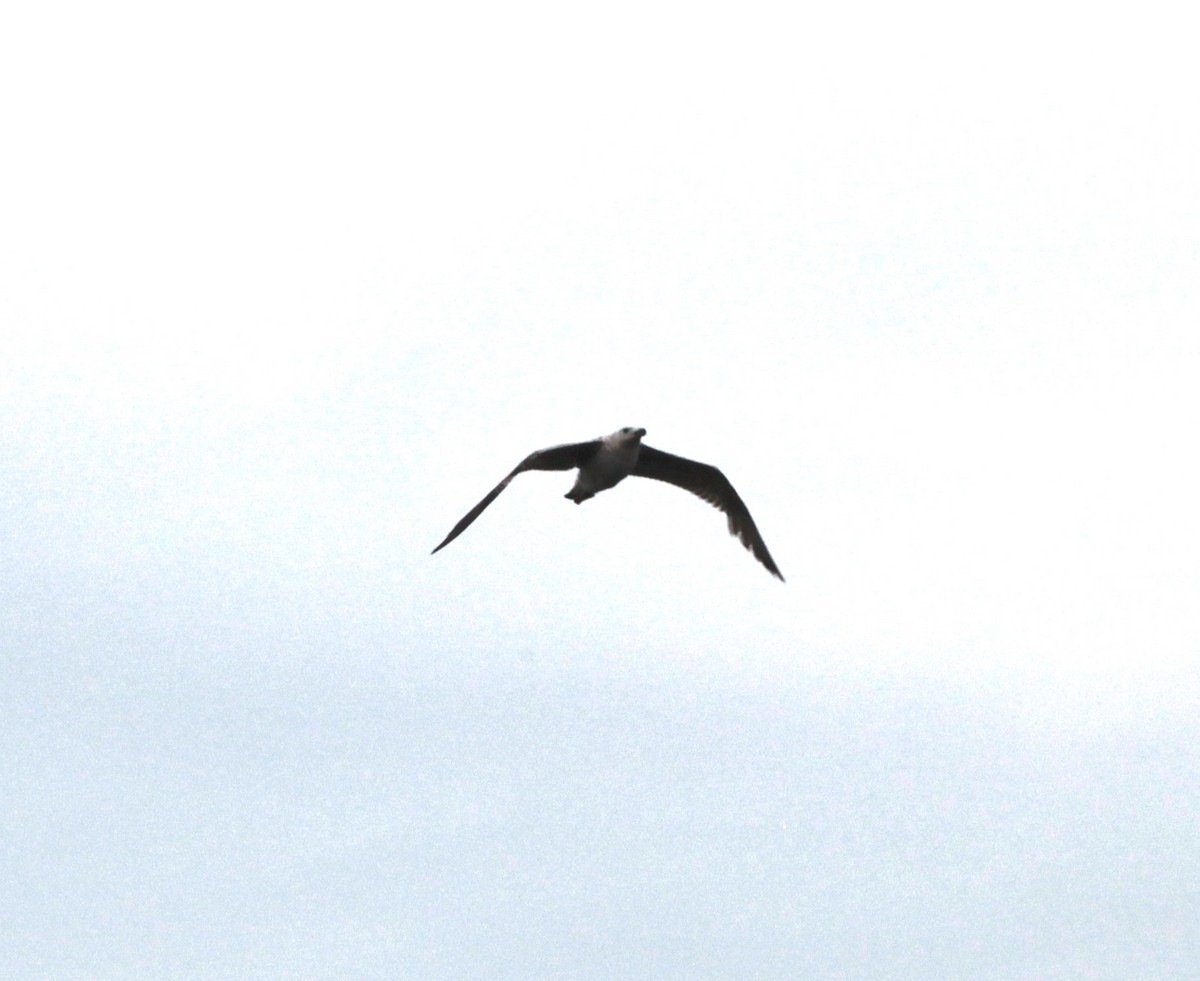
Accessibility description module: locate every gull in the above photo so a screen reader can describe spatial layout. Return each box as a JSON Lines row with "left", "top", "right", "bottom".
{"left": 431, "top": 426, "right": 784, "bottom": 580}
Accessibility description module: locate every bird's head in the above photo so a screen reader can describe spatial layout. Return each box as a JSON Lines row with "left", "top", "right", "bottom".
{"left": 616, "top": 426, "right": 647, "bottom": 444}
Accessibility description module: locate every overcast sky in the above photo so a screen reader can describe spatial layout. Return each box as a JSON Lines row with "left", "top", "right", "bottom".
{"left": 3, "top": 2, "right": 1198, "bottom": 979}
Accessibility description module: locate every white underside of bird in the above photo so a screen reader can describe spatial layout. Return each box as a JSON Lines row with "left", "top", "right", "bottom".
{"left": 563, "top": 427, "right": 645, "bottom": 502}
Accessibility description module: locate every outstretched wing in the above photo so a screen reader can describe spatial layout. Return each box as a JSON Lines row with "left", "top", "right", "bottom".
{"left": 632, "top": 445, "right": 784, "bottom": 580}
{"left": 431, "top": 441, "right": 603, "bottom": 554}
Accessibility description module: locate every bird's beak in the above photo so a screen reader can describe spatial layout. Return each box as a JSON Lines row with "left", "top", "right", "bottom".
{"left": 635, "top": 428, "right": 647, "bottom": 438}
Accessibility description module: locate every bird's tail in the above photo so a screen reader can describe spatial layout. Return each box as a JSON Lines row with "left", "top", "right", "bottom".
{"left": 564, "top": 488, "right": 593, "bottom": 504}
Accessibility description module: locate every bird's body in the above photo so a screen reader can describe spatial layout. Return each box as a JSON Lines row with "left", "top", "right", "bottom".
{"left": 432, "top": 426, "right": 783, "bottom": 580}
{"left": 563, "top": 427, "right": 644, "bottom": 503}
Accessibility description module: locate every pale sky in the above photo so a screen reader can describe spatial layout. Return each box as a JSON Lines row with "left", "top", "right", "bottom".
{"left": 3, "top": 2, "right": 1198, "bottom": 978}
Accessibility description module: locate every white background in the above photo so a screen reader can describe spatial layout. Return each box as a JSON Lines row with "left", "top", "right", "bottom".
{"left": 3, "top": 2, "right": 1198, "bottom": 977}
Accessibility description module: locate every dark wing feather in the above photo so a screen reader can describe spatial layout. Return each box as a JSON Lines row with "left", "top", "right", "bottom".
{"left": 632, "top": 445, "right": 784, "bottom": 580}
{"left": 431, "top": 440, "right": 602, "bottom": 554}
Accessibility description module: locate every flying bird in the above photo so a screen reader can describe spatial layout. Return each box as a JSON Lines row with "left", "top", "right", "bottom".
{"left": 431, "top": 427, "right": 784, "bottom": 580}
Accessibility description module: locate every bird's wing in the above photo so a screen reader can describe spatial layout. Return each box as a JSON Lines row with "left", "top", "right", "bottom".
{"left": 632, "top": 445, "right": 784, "bottom": 580}
{"left": 431, "top": 440, "right": 603, "bottom": 554}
